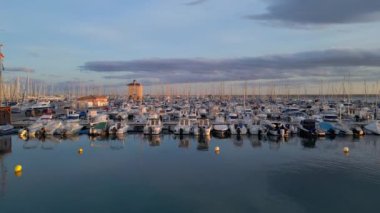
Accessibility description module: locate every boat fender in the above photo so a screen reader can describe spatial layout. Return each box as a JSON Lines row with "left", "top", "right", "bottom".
{"left": 343, "top": 147, "right": 350, "bottom": 153}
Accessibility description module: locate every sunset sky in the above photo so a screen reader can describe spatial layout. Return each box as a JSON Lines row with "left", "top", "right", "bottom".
{"left": 1, "top": 0, "right": 380, "bottom": 93}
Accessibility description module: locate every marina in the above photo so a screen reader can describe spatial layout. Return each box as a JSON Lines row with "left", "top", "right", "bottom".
{"left": 1, "top": 134, "right": 380, "bottom": 213}
{"left": 2, "top": 0, "right": 380, "bottom": 212}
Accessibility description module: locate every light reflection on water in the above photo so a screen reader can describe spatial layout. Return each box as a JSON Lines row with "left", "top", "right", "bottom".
{"left": 1, "top": 134, "right": 380, "bottom": 213}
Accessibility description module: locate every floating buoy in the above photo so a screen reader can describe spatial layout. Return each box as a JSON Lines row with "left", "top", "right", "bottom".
{"left": 343, "top": 147, "right": 350, "bottom": 153}
{"left": 78, "top": 148, "right": 84, "bottom": 154}
{"left": 14, "top": 164, "right": 22, "bottom": 173}
{"left": 214, "top": 146, "right": 220, "bottom": 154}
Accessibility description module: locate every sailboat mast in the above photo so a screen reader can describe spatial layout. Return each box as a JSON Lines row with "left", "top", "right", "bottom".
{"left": 0, "top": 43, "right": 4, "bottom": 107}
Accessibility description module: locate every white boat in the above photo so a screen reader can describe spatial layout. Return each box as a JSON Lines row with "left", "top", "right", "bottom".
{"left": 229, "top": 122, "right": 248, "bottom": 135}
{"left": 249, "top": 124, "right": 261, "bottom": 135}
{"left": 143, "top": 114, "right": 162, "bottom": 135}
{"left": 56, "top": 120, "right": 83, "bottom": 135}
{"left": 89, "top": 121, "right": 108, "bottom": 136}
{"left": 66, "top": 109, "right": 80, "bottom": 120}
{"left": 193, "top": 118, "right": 212, "bottom": 136}
{"left": 266, "top": 122, "right": 289, "bottom": 137}
{"left": 88, "top": 113, "right": 109, "bottom": 135}
{"left": 109, "top": 121, "right": 129, "bottom": 134}
{"left": 332, "top": 122, "right": 353, "bottom": 135}
{"left": 43, "top": 120, "right": 62, "bottom": 135}
{"left": 0, "top": 124, "right": 15, "bottom": 135}
{"left": 213, "top": 113, "right": 229, "bottom": 137}
{"left": 364, "top": 120, "right": 380, "bottom": 135}
{"left": 226, "top": 112, "right": 239, "bottom": 123}
{"left": 213, "top": 124, "right": 229, "bottom": 137}
{"left": 323, "top": 114, "right": 339, "bottom": 122}
{"left": 18, "top": 114, "right": 53, "bottom": 137}
{"left": 248, "top": 120, "right": 268, "bottom": 135}
{"left": 174, "top": 118, "right": 192, "bottom": 135}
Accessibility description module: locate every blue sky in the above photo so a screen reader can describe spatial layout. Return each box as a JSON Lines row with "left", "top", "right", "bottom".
{"left": 1, "top": 0, "right": 380, "bottom": 89}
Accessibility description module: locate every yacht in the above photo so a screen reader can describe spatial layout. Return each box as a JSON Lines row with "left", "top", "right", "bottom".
{"left": 174, "top": 117, "right": 192, "bottom": 135}
{"left": 143, "top": 114, "right": 162, "bottom": 135}
{"left": 193, "top": 118, "right": 212, "bottom": 136}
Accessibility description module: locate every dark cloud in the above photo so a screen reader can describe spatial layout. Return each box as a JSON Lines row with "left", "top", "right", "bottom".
{"left": 4, "top": 67, "right": 35, "bottom": 73}
{"left": 185, "top": 0, "right": 207, "bottom": 6}
{"left": 247, "top": 0, "right": 380, "bottom": 25}
{"left": 80, "top": 48, "right": 380, "bottom": 84}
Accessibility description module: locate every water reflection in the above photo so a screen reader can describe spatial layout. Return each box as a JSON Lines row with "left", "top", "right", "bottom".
{"left": 0, "top": 136, "right": 11, "bottom": 155}
{"left": 0, "top": 136, "right": 12, "bottom": 197}
{"left": 22, "top": 140, "right": 40, "bottom": 149}
{"left": 301, "top": 138, "right": 317, "bottom": 148}
{"left": 197, "top": 135, "right": 210, "bottom": 151}
{"left": 249, "top": 136, "right": 262, "bottom": 149}
{"left": 175, "top": 135, "right": 190, "bottom": 149}
{"left": 89, "top": 136, "right": 126, "bottom": 150}
{"left": 146, "top": 135, "right": 161, "bottom": 147}
{"left": 232, "top": 135, "right": 244, "bottom": 147}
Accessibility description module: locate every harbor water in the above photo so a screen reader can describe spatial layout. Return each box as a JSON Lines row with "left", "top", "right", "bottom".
{"left": 1, "top": 134, "right": 380, "bottom": 213}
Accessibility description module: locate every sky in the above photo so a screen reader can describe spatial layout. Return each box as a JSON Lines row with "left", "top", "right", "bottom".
{"left": 1, "top": 0, "right": 380, "bottom": 93}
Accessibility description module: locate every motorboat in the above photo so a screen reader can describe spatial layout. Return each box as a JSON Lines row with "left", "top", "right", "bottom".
{"left": 143, "top": 114, "right": 162, "bottom": 135}
{"left": 248, "top": 118, "right": 267, "bottom": 135}
{"left": 332, "top": 122, "right": 353, "bottom": 135}
{"left": 18, "top": 114, "right": 53, "bottom": 137}
{"left": 364, "top": 120, "right": 380, "bottom": 135}
{"left": 58, "top": 121, "right": 83, "bottom": 135}
{"left": 173, "top": 117, "right": 192, "bottom": 135}
{"left": 0, "top": 124, "right": 15, "bottom": 135}
{"left": 265, "top": 121, "right": 289, "bottom": 137}
{"left": 193, "top": 118, "right": 212, "bottom": 136}
{"left": 213, "top": 123, "right": 229, "bottom": 137}
{"left": 322, "top": 114, "right": 339, "bottom": 122}
{"left": 43, "top": 120, "right": 62, "bottom": 135}
{"left": 109, "top": 121, "right": 129, "bottom": 134}
{"left": 229, "top": 122, "right": 248, "bottom": 135}
{"left": 88, "top": 113, "right": 109, "bottom": 136}
{"left": 298, "top": 119, "right": 323, "bottom": 138}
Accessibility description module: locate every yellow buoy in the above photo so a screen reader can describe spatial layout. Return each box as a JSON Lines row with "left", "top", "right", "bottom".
{"left": 78, "top": 148, "right": 83, "bottom": 154}
{"left": 343, "top": 147, "right": 350, "bottom": 153}
{"left": 14, "top": 164, "right": 22, "bottom": 173}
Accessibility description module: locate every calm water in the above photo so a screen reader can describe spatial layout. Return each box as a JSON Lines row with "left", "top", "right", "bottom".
{"left": 1, "top": 134, "right": 380, "bottom": 213}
